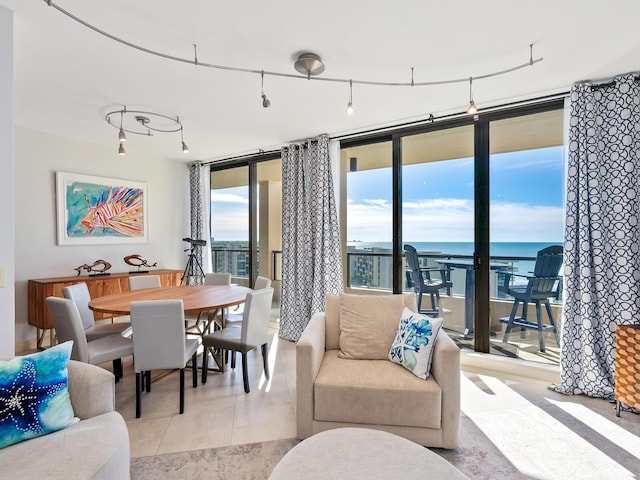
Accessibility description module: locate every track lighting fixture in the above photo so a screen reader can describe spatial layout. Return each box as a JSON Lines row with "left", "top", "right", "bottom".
{"left": 467, "top": 77, "right": 478, "bottom": 115}
{"left": 346, "top": 80, "right": 354, "bottom": 115}
{"left": 118, "top": 109, "right": 126, "bottom": 142}
{"left": 181, "top": 127, "right": 189, "bottom": 153}
{"left": 106, "top": 106, "right": 189, "bottom": 155}
{"left": 261, "top": 70, "right": 271, "bottom": 108}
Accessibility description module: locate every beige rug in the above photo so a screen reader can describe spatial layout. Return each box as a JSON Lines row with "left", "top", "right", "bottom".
{"left": 130, "top": 438, "right": 300, "bottom": 480}
{"left": 131, "top": 401, "right": 640, "bottom": 480}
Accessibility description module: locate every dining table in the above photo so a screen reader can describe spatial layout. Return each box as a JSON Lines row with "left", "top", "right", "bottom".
{"left": 435, "top": 259, "right": 511, "bottom": 337}
{"left": 89, "top": 284, "right": 253, "bottom": 372}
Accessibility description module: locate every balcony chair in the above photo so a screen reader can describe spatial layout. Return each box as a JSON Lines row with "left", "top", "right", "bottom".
{"left": 46, "top": 296, "right": 133, "bottom": 382}
{"left": 498, "top": 245, "right": 563, "bottom": 352}
{"left": 201, "top": 287, "right": 274, "bottom": 392}
{"left": 128, "top": 274, "right": 161, "bottom": 291}
{"left": 130, "top": 299, "right": 200, "bottom": 418}
{"left": 404, "top": 244, "right": 451, "bottom": 317}
{"left": 62, "top": 282, "right": 131, "bottom": 341}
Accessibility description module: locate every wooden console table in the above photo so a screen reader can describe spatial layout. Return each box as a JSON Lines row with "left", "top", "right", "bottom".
{"left": 28, "top": 269, "right": 182, "bottom": 349}
{"left": 615, "top": 324, "right": 640, "bottom": 416}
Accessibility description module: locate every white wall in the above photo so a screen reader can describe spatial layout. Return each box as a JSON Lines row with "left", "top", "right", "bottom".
{"left": 0, "top": 6, "right": 15, "bottom": 358}
{"left": 14, "top": 126, "right": 190, "bottom": 348}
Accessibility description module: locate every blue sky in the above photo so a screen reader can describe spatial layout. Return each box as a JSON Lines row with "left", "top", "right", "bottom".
{"left": 211, "top": 146, "right": 565, "bottom": 243}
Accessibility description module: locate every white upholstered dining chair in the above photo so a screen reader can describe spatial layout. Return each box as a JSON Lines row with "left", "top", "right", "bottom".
{"left": 46, "top": 296, "right": 133, "bottom": 382}
{"left": 62, "top": 282, "right": 131, "bottom": 341}
{"left": 128, "top": 274, "right": 161, "bottom": 291}
{"left": 130, "top": 299, "right": 200, "bottom": 418}
{"left": 201, "top": 287, "right": 274, "bottom": 393}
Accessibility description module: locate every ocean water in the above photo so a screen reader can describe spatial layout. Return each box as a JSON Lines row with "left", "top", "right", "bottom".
{"left": 347, "top": 241, "right": 561, "bottom": 259}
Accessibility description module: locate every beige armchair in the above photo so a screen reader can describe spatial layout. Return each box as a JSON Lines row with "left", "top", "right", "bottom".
{"left": 296, "top": 293, "right": 460, "bottom": 448}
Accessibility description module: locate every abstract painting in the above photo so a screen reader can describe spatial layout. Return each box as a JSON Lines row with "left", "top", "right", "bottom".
{"left": 56, "top": 171, "right": 149, "bottom": 245}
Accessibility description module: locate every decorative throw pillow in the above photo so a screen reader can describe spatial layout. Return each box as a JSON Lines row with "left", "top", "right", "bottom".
{"left": 388, "top": 308, "right": 443, "bottom": 379}
{"left": 0, "top": 341, "right": 75, "bottom": 449}
{"left": 338, "top": 294, "right": 406, "bottom": 360}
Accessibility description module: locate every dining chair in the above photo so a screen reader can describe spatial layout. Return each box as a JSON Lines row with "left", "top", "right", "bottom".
{"left": 130, "top": 299, "right": 200, "bottom": 418}
{"left": 45, "top": 296, "right": 133, "bottom": 382}
{"left": 225, "top": 276, "right": 272, "bottom": 325}
{"left": 62, "top": 282, "right": 131, "bottom": 341}
{"left": 201, "top": 287, "right": 274, "bottom": 393}
{"left": 128, "top": 275, "right": 161, "bottom": 291}
{"left": 498, "top": 245, "right": 563, "bottom": 352}
{"left": 404, "top": 244, "right": 451, "bottom": 317}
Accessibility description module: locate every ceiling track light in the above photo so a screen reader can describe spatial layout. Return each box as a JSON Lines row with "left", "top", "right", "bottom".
{"left": 105, "top": 106, "right": 189, "bottom": 154}
{"left": 467, "top": 77, "right": 478, "bottom": 115}
{"left": 118, "top": 109, "right": 126, "bottom": 142}
{"left": 346, "top": 79, "right": 354, "bottom": 115}
{"left": 261, "top": 70, "right": 271, "bottom": 108}
{"left": 180, "top": 126, "right": 189, "bottom": 153}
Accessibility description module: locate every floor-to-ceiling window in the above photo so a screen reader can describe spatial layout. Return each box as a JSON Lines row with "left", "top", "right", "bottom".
{"left": 340, "top": 140, "right": 393, "bottom": 291}
{"left": 210, "top": 165, "right": 250, "bottom": 279}
{"left": 401, "top": 125, "right": 475, "bottom": 338}
{"left": 340, "top": 98, "right": 565, "bottom": 364}
{"left": 487, "top": 109, "right": 565, "bottom": 364}
{"left": 209, "top": 155, "right": 282, "bottom": 302}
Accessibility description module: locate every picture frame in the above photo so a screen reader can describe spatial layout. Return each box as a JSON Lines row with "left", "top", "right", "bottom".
{"left": 56, "top": 171, "right": 149, "bottom": 245}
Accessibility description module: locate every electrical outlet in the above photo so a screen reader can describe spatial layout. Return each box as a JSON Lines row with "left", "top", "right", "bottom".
{"left": 0, "top": 265, "right": 5, "bottom": 288}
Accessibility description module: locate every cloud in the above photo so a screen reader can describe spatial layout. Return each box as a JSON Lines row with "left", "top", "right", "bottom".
{"left": 211, "top": 192, "right": 248, "bottom": 204}
{"left": 347, "top": 197, "right": 563, "bottom": 243}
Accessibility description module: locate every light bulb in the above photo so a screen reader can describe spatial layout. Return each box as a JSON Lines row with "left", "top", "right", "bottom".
{"left": 118, "top": 143, "right": 125, "bottom": 155}
{"left": 182, "top": 141, "right": 189, "bottom": 153}
{"left": 346, "top": 101, "right": 354, "bottom": 115}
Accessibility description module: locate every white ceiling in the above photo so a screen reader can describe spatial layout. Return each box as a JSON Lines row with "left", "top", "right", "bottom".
{"left": 3, "top": 1, "right": 640, "bottom": 163}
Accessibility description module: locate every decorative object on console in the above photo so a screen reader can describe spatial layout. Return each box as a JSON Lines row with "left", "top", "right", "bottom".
{"left": 124, "top": 254, "right": 158, "bottom": 274}
{"left": 56, "top": 171, "right": 149, "bottom": 245}
{"left": 74, "top": 259, "right": 112, "bottom": 277}
{"left": 0, "top": 341, "right": 75, "bottom": 449}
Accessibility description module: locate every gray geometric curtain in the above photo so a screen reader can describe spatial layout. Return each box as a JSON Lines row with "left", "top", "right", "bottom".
{"left": 279, "top": 134, "right": 343, "bottom": 341}
{"left": 552, "top": 73, "right": 640, "bottom": 399}
{"left": 187, "top": 162, "right": 206, "bottom": 285}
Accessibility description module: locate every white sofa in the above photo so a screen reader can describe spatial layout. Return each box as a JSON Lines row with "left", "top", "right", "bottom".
{"left": 0, "top": 360, "right": 130, "bottom": 480}
{"left": 296, "top": 293, "right": 461, "bottom": 448}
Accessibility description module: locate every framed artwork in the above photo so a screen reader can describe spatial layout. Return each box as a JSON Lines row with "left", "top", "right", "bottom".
{"left": 56, "top": 171, "right": 149, "bottom": 245}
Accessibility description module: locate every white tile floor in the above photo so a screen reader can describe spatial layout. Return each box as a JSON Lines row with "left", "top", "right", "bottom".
{"left": 116, "top": 325, "right": 297, "bottom": 458}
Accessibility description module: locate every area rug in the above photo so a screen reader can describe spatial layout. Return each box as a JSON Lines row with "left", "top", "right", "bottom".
{"left": 130, "top": 438, "right": 300, "bottom": 480}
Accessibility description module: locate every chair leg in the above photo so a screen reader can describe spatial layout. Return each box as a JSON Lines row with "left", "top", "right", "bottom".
{"left": 145, "top": 371, "right": 151, "bottom": 392}
{"left": 535, "top": 302, "right": 546, "bottom": 352}
{"left": 520, "top": 301, "right": 529, "bottom": 338}
{"left": 112, "top": 358, "right": 122, "bottom": 383}
{"left": 191, "top": 352, "right": 198, "bottom": 388}
{"left": 135, "top": 372, "right": 142, "bottom": 418}
{"left": 241, "top": 353, "right": 250, "bottom": 393}
{"left": 231, "top": 351, "right": 236, "bottom": 369}
{"left": 261, "top": 343, "right": 270, "bottom": 379}
{"left": 202, "top": 347, "right": 209, "bottom": 384}
{"left": 179, "top": 368, "right": 185, "bottom": 414}
{"left": 544, "top": 300, "right": 560, "bottom": 346}
{"left": 503, "top": 299, "right": 520, "bottom": 343}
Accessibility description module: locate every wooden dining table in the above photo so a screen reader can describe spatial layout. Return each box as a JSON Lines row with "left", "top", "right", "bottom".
{"left": 89, "top": 284, "right": 252, "bottom": 320}
{"left": 89, "top": 284, "right": 253, "bottom": 373}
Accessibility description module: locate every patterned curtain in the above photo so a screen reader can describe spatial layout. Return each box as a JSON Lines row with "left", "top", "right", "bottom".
{"left": 187, "top": 162, "right": 211, "bottom": 284}
{"left": 552, "top": 73, "right": 640, "bottom": 399}
{"left": 279, "top": 134, "right": 343, "bottom": 341}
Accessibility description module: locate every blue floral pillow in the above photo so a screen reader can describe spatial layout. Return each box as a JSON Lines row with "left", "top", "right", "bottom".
{"left": 388, "top": 308, "right": 443, "bottom": 379}
{"left": 0, "top": 341, "right": 75, "bottom": 449}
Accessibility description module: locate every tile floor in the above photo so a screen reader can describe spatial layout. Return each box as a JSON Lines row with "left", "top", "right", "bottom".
{"left": 116, "top": 324, "right": 297, "bottom": 458}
